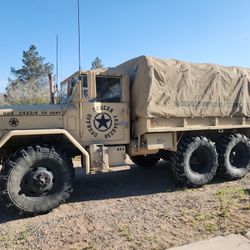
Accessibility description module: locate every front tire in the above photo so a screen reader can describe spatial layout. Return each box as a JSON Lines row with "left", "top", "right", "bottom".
{"left": 217, "top": 133, "right": 250, "bottom": 180}
{"left": 0, "top": 146, "right": 73, "bottom": 215}
{"left": 171, "top": 136, "right": 218, "bottom": 187}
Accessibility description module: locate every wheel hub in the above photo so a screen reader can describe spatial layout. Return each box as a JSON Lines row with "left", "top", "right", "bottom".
{"left": 229, "top": 142, "right": 249, "bottom": 168}
{"left": 25, "top": 167, "right": 54, "bottom": 196}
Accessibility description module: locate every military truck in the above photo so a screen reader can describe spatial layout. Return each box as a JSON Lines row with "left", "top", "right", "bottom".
{"left": 0, "top": 56, "right": 250, "bottom": 215}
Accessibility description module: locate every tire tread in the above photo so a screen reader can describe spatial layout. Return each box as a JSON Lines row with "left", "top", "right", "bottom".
{"left": 0, "top": 145, "right": 73, "bottom": 215}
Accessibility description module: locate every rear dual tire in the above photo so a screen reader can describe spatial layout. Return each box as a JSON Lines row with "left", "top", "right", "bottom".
{"left": 170, "top": 136, "right": 218, "bottom": 187}
{"left": 170, "top": 133, "right": 250, "bottom": 187}
{"left": 217, "top": 133, "right": 250, "bottom": 180}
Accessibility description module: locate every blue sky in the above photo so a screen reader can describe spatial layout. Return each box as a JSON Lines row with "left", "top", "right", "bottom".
{"left": 0, "top": 0, "right": 250, "bottom": 92}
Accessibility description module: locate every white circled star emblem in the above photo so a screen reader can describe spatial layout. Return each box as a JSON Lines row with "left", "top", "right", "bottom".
{"left": 94, "top": 113, "right": 112, "bottom": 132}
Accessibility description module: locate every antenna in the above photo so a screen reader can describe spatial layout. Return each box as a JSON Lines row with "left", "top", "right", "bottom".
{"left": 56, "top": 34, "right": 59, "bottom": 88}
{"left": 77, "top": 0, "right": 81, "bottom": 72}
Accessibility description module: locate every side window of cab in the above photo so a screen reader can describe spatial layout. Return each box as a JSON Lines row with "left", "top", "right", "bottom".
{"left": 96, "top": 76, "right": 121, "bottom": 102}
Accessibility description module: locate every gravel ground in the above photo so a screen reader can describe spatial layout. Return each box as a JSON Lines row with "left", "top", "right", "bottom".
{"left": 0, "top": 160, "right": 249, "bottom": 250}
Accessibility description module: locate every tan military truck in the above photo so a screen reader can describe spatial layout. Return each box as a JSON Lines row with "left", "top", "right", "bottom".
{"left": 0, "top": 56, "right": 250, "bottom": 215}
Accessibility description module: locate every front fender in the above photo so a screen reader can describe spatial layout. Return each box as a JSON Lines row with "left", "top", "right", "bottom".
{"left": 0, "top": 129, "right": 90, "bottom": 174}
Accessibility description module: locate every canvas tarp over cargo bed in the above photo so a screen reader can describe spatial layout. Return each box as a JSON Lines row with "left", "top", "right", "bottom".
{"left": 107, "top": 56, "right": 250, "bottom": 120}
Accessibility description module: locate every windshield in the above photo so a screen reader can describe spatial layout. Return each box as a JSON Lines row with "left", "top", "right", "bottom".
{"left": 60, "top": 74, "right": 87, "bottom": 103}
{"left": 61, "top": 81, "right": 69, "bottom": 103}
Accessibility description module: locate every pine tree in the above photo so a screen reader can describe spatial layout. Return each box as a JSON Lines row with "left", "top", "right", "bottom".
{"left": 4, "top": 45, "right": 54, "bottom": 105}
{"left": 91, "top": 57, "right": 104, "bottom": 70}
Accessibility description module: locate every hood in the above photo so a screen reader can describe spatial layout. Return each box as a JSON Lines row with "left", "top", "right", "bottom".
{"left": 0, "top": 104, "right": 63, "bottom": 116}
{"left": 0, "top": 104, "right": 64, "bottom": 133}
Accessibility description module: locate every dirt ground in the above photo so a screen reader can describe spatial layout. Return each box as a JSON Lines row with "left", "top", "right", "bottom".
{"left": 0, "top": 160, "right": 249, "bottom": 250}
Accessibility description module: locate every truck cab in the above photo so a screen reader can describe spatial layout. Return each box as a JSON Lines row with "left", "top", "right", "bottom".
{"left": 60, "top": 70, "right": 130, "bottom": 172}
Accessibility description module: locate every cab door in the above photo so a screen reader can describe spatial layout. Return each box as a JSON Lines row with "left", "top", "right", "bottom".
{"left": 82, "top": 75, "right": 130, "bottom": 145}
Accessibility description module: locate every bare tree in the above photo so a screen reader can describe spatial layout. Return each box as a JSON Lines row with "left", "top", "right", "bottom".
{"left": 0, "top": 93, "right": 6, "bottom": 105}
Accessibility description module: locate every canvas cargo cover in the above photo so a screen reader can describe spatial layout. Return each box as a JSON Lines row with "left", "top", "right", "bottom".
{"left": 106, "top": 56, "right": 250, "bottom": 119}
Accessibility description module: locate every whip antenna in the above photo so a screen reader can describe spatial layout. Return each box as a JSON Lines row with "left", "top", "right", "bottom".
{"left": 56, "top": 34, "right": 59, "bottom": 88}
{"left": 77, "top": 0, "right": 81, "bottom": 72}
